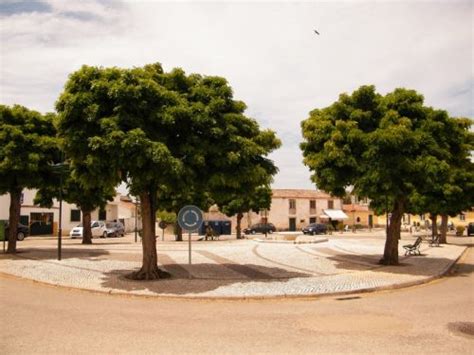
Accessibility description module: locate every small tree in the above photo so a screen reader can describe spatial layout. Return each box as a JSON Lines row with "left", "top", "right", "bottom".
{"left": 35, "top": 172, "right": 115, "bottom": 244}
{"left": 408, "top": 115, "right": 474, "bottom": 243}
{"left": 155, "top": 185, "right": 213, "bottom": 241}
{"left": 220, "top": 185, "right": 273, "bottom": 239}
{"left": 0, "top": 105, "right": 57, "bottom": 253}
{"left": 157, "top": 210, "right": 177, "bottom": 225}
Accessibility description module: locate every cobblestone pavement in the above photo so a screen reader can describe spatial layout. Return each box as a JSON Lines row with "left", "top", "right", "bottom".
{"left": 0, "top": 232, "right": 470, "bottom": 298}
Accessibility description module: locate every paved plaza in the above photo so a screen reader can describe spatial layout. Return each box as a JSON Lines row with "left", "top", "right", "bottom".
{"left": 0, "top": 232, "right": 469, "bottom": 298}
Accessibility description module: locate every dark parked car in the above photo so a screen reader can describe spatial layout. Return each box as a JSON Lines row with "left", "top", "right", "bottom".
{"left": 302, "top": 223, "right": 327, "bottom": 235}
{"left": 243, "top": 223, "right": 276, "bottom": 235}
{"left": 105, "top": 221, "right": 125, "bottom": 238}
{"left": 4, "top": 222, "right": 29, "bottom": 241}
{"left": 468, "top": 223, "right": 474, "bottom": 236}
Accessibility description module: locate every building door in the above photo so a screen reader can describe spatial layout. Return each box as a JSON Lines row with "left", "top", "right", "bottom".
{"left": 289, "top": 218, "right": 296, "bottom": 231}
{"left": 368, "top": 215, "right": 373, "bottom": 228}
{"left": 30, "top": 212, "right": 53, "bottom": 235}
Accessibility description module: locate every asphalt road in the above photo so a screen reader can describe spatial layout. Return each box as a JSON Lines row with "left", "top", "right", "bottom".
{"left": 1, "top": 247, "right": 473, "bottom": 354}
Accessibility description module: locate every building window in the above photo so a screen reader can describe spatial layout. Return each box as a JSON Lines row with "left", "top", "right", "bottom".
{"left": 70, "top": 209, "right": 81, "bottom": 222}
{"left": 459, "top": 213, "right": 466, "bottom": 221}
{"left": 356, "top": 217, "right": 361, "bottom": 223}
{"left": 309, "top": 200, "right": 316, "bottom": 209}
{"left": 99, "top": 209, "right": 106, "bottom": 221}
{"left": 420, "top": 214, "right": 425, "bottom": 221}
{"left": 289, "top": 199, "right": 296, "bottom": 209}
{"left": 309, "top": 217, "right": 316, "bottom": 224}
{"left": 328, "top": 200, "right": 334, "bottom": 209}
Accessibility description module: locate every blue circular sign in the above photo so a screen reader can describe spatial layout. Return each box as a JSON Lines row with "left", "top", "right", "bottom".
{"left": 178, "top": 205, "right": 203, "bottom": 231}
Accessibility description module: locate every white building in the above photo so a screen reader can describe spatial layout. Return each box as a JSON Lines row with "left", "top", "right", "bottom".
{"left": 0, "top": 189, "right": 139, "bottom": 236}
{"left": 204, "top": 189, "right": 345, "bottom": 232}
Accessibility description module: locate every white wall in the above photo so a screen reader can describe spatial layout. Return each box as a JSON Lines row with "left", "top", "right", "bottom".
{"left": 0, "top": 189, "right": 134, "bottom": 235}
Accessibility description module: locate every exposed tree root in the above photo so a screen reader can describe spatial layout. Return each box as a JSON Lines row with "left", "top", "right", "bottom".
{"left": 378, "top": 257, "right": 399, "bottom": 266}
{"left": 127, "top": 266, "right": 171, "bottom": 281}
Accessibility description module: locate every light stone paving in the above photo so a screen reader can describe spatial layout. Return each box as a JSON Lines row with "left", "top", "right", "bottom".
{"left": 0, "top": 234, "right": 468, "bottom": 298}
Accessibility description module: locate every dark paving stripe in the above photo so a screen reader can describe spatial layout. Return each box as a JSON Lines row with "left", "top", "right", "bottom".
{"left": 158, "top": 254, "right": 191, "bottom": 279}
{"left": 313, "top": 247, "right": 377, "bottom": 267}
{"left": 196, "top": 250, "right": 273, "bottom": 279}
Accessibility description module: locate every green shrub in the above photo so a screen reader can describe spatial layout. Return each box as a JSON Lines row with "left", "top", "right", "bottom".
{"left": 456, "top": 226, "right": 465, "bottom": 236}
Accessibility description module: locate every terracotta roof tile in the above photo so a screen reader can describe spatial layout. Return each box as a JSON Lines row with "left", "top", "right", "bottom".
{"left": 272, "top": 189, "right": 333, "bottom": 199}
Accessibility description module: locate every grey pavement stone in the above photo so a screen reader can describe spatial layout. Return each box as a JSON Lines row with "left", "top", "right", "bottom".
{"left": 0, "top": 234, "right": 467, "bottom": 299}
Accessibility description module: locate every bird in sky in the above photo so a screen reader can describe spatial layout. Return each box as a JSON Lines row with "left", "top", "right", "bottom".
{"left": 314, "top": 29, "right": 320, "bottom": 35}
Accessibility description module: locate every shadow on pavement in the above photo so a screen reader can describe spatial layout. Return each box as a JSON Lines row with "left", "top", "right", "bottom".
{"left": 0, "top": 247, "right": 110, "bottom": 260}
{"left": 99, "top": 263, "right": 311, "bottom": 296}
{"left": 447, "top": 262, "right": 474, "bottom": 277}
{"left": 325, "top": 251, "right": 471, "bottom": 277}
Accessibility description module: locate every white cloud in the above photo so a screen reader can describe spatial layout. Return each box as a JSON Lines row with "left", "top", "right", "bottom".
{"left": 1, "top": 0, "right": 472, "bottom": 189}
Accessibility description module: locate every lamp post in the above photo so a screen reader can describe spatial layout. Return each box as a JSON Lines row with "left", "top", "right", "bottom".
{"left": 352, "top": 196, "right": 356, "bottom": 233}
{"left": 386, "top": 195, "right": 389, "bottom": 240}
{"left": 264, "top": 208, "right": 268, "bottom": 239}
{"left": 58, "top": 169, "right": 63, "bottom": 261}
{"left": 52, "top": 157, "right": 68, "bottom": 261}
{"left": 134, "top": 197, "right": 139, "bottom": 243}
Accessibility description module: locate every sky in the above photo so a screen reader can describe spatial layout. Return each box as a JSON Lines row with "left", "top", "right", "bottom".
{"left": 1, "top": 0, "right": 473, "bottom": 191}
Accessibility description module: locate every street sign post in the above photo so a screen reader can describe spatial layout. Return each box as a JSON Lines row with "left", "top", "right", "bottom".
{"left": 159, "top": 221, "right": 167, "bottom": 241}
{"left": 177, "top": 205, "right": 203, "bottom": 266}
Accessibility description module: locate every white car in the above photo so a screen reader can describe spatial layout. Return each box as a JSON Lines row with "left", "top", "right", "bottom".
{"left": 70, "top": 221, "right": 108, "bottom": 239}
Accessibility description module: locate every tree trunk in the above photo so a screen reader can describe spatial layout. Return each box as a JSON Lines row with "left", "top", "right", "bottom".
{"left": 379, "top": 198, "right": 404, "bottom": 265}
{"left": 236, "top": 212, "right": 243, "bottom": 239}
{"left": 175, "top": 223, "right": 183, "bottom": 241}
{"left": 430, "top": 214, "right": 438, "bottom": 238}
{"left": 7, "top": 189, "right": 21, "bottom": 254}
{"left": 81, "top": 209, "right": 93, "bottom": 244}
{"left": 439, "top": 214, "right": 448, "bottom": 244}
{"left": 129, "top": 191, "right": 170, "bottom": 280}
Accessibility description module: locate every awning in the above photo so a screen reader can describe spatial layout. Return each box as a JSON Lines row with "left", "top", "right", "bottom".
{"left": 319, "top": 209, "right": 349, "bottom": 220}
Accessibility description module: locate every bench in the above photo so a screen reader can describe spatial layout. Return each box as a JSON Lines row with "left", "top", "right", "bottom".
{"left": 403, "top": 236, "right": 423, "bottom": 256}
{"left": 204, "top": 229, "right": 220, "bottom": 241}
{"left": 425, "top": 234, "right": 440, "bottom": 247}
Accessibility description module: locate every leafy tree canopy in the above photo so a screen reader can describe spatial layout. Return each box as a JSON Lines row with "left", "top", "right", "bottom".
{"left": 0, "top": 104, "right": 58, "bottom": 252}
{"left": 300, "top": 85, "right": 472, "bottom": 264}
{"left": 56, "top": 62, "right": 280, "bottom": 278}
{"left": 0, "top": 105, "right": 58, "bottom": 194}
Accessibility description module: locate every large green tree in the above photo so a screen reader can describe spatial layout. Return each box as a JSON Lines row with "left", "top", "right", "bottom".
{"left": 56, "top": 63, "right": 279, "bottom": 279}
{"left": 301, "top": 85, "right": 463, "bottom": 265}
{"left": 57, "top": 64, "right": 182, "bottom": 280}
{"left": 0, "top": 105, "right": 58, "bottom": 253}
